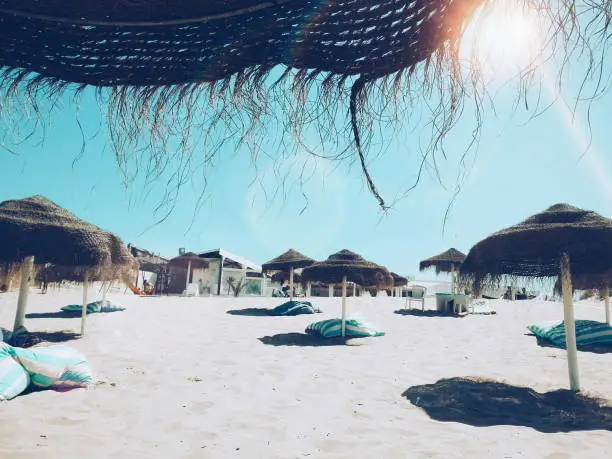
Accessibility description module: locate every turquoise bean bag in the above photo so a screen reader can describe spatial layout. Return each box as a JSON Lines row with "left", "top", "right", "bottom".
{"left": 306, "top": 318, "right": 384, "bottom": 338}
{"left": 270, "top": 301, "right": 321, "bottom": 316}
{"left": 528, "top": 320, "right": 612, "bottom": 348}
{"left": 61, "top": 300, "right": 125, "bottom": 315}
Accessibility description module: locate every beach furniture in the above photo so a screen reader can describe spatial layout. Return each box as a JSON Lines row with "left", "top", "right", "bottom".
{"left": 183, "top": 283, "right": 200, "bottom": 297}
{"left": 406, "top": 285, "right": 427, "bottom": 310}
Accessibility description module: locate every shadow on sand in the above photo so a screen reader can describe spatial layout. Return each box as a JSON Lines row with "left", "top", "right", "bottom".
{"left": 9, "top": 330, "right": 81, "bottom": 348}
{"left": 525, "top": 333, "right": 612, "bottom": 355}
{"left": 26, "top": 311, "right": 83, "bottom": 319}
{"left": 226, "top": 308, "right": 272, "bottom": 316}
{"left": 403, "top": 377, "right": 612, "bottom": 432}
{"left": 258, "top": 332, "right": 365, "bottom": 347}
{"left": 394, "top": 309, "right": 462, "bottom": 318}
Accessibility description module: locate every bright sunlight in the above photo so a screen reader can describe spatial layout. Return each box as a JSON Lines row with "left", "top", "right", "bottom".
{"left": 460, "top": 0, "right": 542, "bottom": 82}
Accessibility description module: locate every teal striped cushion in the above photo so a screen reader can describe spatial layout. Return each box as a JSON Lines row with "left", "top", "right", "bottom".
{"left": 12, "top": 345, "right": 93, "bottom": 388}
{"left": 270, "top": 301, "right": 321, "bottom": 316}
{"left": 61, "top": 300, "right": 125, "bottom": 314}
{"left": 306, "top": 318, "right": 384, "bottom": 338}
{"left": 528, "top": 320, "right": 612, "bottom": 348}
{"left": 0, "top": 343, "right": 30, "bottom": 400}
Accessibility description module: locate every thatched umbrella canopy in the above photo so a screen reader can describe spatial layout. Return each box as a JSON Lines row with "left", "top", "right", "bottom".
{"left": 271, "top": 270, "right": 302, "bottom": 284}
{"left": 0, "top": 1, "right": 605, "bottom": 211}
{"left": 420, "top": 248, "right": 466, "bottom": 274}
{"left": 169, "top": 252, "right": 209, "bottom": 292}
{"left": 391, "top": 272, "right": 409, "bottom": 287}
{"left": 263, "top": 249, "right": 314, "bottom": 300}
{"left": 420, "top": 248, "right": 466, "bottom": 293}
{"left": 459, "top": 203, "right": 612, "bottom": 392}
{"left": 262, "top": 249, "right": 315, "bottom": 271}
{"left": 302, "top": 249, "right": 392, "bottom": 336}
{"left": 0, "top": 195, "right": 137, "bottom": 335}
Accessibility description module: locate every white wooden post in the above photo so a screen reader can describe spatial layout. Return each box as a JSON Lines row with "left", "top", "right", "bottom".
{"left": 341, "top": 276, "right": 347, "bottom": 337}
{"left": 185, "top": 259, "right": 192, "bottom": 292}
{"left": 328, "top": 284, "right": 333, "bottom": 297}
{"left": 289, "top": 266, "right": 294, "bottom": 301}
{"left": 604, "top": 287, "right": 610, "bottom": 325}
{"left": 13, "top": 256, "right": 34, "bottom": 332}
{"left": 352, "top": 283, "right": 356, "bottom": 297}
{"left": 80, "top": 270, "right": 90, "bottom": 336}
{"left": 306, "top": 282, "right": 312, "bottom": 297}
{"left": 451, "top": 265, "right": 455, "bottom": 294}
{"left": 560, "top": 252, "right": 580, "bottom": 391}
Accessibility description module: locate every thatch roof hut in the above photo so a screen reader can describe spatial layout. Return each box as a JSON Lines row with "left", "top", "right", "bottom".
{"left": 0, "top": 195, "right": 137, "bottom": 334}
{"left": 271, "top": 270, "right": 302, "bottom": 284}
{"left": 459, "top": 203, "right": 612, "bottom": 392}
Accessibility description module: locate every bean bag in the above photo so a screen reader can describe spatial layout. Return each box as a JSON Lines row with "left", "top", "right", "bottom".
{"left": 528, "top": 320, "right": 612, "bottom": 348}
{"left": 270, "top": 301, "right": 321, "bottom": 316}
{"left": 12, "top": 345, "right": 93, "bottom": 389}
{"left": 61, "top": 300, "right": 125, "bottom": 315}
{"left": 0, "top": 343, "right": 30, "bottom": 400}
{"left": 306, "top": 318, "right": 384, "bottom": 338}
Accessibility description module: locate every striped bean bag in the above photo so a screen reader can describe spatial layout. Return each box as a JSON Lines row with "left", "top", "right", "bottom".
{"left": 61, "top": 300, "right": 125, "bottom": 315}
{"left": 527, "top": 320, "right": 612, "bottom": 348}
{"left": 12, "top": 345, "right": 93, "bottom": 389}
{"left": 270, "top": 301, "right": 321, "bottom": 316}
{"left": 306, "top": 318, "right": 385, "bottom": 338}
{"left": 0, "top": 343, "right": 30, "bottom": 400}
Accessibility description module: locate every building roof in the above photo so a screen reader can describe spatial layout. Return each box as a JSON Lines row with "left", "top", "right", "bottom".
{"left": 196, "top": 248, "right": 262, "bottom": 272}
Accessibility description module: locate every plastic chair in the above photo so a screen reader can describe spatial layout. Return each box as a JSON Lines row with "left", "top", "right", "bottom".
{"left": 183, "top": 283, "right": 200, "bottom": 297}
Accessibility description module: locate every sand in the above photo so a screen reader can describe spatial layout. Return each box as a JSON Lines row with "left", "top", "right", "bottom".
{"left": 0, "top": 286, "right": 611, "bottom": 458}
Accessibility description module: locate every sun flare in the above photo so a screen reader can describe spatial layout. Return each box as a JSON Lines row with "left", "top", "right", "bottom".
{"left": 461, "top": 1, "right": 542, "bottom": 80}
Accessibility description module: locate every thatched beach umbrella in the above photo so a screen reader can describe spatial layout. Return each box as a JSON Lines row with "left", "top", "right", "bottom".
{"left": 0, "top": 195, "right": 137, "bottom": 335}
{"left": 262, "top": 249, "right": 315, "bottom": 300}
{"left": 459, "top": 203, "right": 612, "bottom": 391}
{"left": 419, "top": 248, "right": 466, "bottom": 293}
{"left": 169, "top": 253, "right": 209, "bottom": 292}
{"left": 302, "top": 249, "right": 392, "bottom": 336}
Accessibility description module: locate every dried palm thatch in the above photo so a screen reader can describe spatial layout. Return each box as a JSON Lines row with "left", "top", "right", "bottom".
{"left": 129, "top": 245, "right": 169, "bottom": 274}
{"left": 301, "top": 249, "right": 392, "bottom": 287}
{"left": 420, "top": 248, "right": 466, "bottom": 274}
{"left": 36, "top": 262, "right": 136, "bottom": 285}
{"left": 391, "top": 272, "right": 408, "bottom": 287}
{"left": 262, "top": 249, "right": 315, "bottom": 272}
{"left": 271, "top": 270, "right": 302, "bottom": 284}
{"left": 0, "top": 0, "right": 608, "bottom": 210}
{"left": 0, "top": 195, "right": 137, "bottom": 278}
{"left": 459, "top": 204, "right": 612, "bottom": 292}
{"left": 168, "top": 252, "right": 209, "bottom": 270}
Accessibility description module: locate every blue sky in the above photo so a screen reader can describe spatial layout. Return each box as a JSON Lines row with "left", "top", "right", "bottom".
{"left": 1, "top": 10, "right": 610, "bottom": 281}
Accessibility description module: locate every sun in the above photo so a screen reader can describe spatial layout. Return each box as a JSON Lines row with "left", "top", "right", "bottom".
{"left": 460, "top": 0, "right": 542, "bottom": 81}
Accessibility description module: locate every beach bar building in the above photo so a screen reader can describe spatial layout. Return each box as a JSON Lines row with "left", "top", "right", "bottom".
{"left": 194, "top": 249, "right": 264, "bottom": 296}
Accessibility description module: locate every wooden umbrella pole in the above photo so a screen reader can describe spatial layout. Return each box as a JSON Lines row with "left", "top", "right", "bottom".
{"left": 605, "top": 287, "right": 610, "bottom": 325}
{"left": 451, "top": 265, "right": 455, "bottom": 294}
{"left": 13, "top": 256, "right": 34, "bottom": 332}
{"left": 80, "top": 270, "right": 90, "bottom": 336}
{"left": 185, "top": 260, "right": 192, "bottom": 291}
{"left": 341, "top": 276, "right": 347, "bottom": 337}
{"left": 289, "top": 266, "right": 294, "bottom": 301}
{"left": 560, "top": 252, "right": 580, "bottom": 391}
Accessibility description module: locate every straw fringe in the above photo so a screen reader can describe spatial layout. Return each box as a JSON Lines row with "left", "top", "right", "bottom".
{"left": 0, "top": 1, "right": 609, "bottom": 209}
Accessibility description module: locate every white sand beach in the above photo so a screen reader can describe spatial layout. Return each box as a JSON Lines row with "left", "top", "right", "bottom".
{"left": 1, "top": 287, "right": 611, "bottom": 459}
